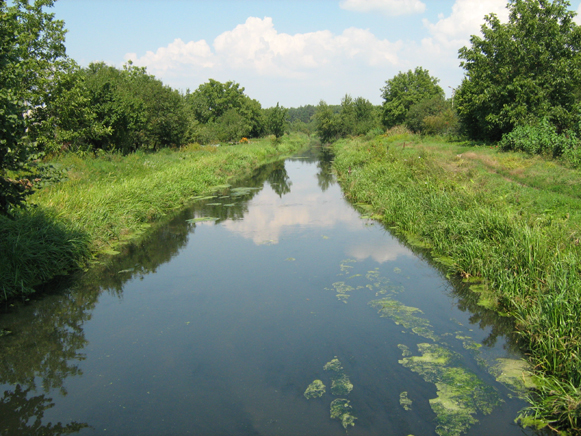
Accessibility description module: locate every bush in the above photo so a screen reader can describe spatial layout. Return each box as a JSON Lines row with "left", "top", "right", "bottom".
{"left": 499, "top": 119, "right": 581, "bottom": 161}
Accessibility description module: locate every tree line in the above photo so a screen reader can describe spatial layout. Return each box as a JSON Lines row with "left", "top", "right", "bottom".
{"left": 3, "top": 0, "right": 581, "bottom": 215}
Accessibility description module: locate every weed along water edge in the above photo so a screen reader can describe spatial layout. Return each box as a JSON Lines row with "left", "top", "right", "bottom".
{"left": 0, "top": 148, "right": 536, "bottom": 435}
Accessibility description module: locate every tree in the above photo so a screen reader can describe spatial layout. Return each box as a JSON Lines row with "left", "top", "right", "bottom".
{"left": 186, "top": 79, "right": 264, "bottom": 143}
{"left": 457, "top": 0, "right": 581, "bottom": 141}
{"left": 339, "top": 94, "right": 378, "bottom": 136}
{"left": 313, "top": 101, "right": 341, "bottom": 143}
{"left": 381, "top": 67, "right": 444, "bottom": 129}
{"left": 265, "top": 103, "right": 288, "bottom": 139}
{"left": 0, "top": 0, "right": 68, "bottom": 215}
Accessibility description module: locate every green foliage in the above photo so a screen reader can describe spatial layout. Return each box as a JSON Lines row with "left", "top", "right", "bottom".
{"left": 0, "top": 0, "right": 68, "bottom": 214}
{"left": 264, "top": 102, "right": 288, "bottom": 139}
{"left": 339, "top": 94, "right": 380, "bottom": 136}
{"left": 499, "top": 118, "right": 581, "bottom": 159}
{"left": 186, "top": 79, "right": 264, "bottom": 143}
{"left": 381, "top": 67, "right": 444, "bottom": 129}
{"left": 313, "top": 100, "right": 341, "bottom": 143}
{"left": 405, "top": 97, "right": 459, "bottom": 136}
{"left": 81, "top": 62, "right": 189, "bottom": 153}
{"left": 457, "top": 0, "right": 581, "bottom": 141}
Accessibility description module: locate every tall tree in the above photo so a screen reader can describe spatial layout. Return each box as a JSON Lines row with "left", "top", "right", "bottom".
{"left": 0, "top": 0, "right": 68, "bottom": 215}
{"left": 381, "top": 67, "right": 444, "bottom": 129}
{"left": 457, "top": 0, "right": 581, "bottom": 141}
{"left": 265, "top": 103, "right": 288, "bottom": 139}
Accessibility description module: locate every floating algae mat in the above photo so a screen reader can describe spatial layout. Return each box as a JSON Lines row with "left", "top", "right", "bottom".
{"left": 399, "top": 343, "right": 502, "bottom": 436}
{"left": 304, "top": 357, "right": 357, "bottom": 429}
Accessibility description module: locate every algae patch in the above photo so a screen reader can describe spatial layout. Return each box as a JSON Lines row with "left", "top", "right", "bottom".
{"left": 399, "top": 343, "right": 502, "bottom": 436}
{"left": 490, "top": 358, "right": 536, "bottom": 395}
{"left": 400, "top": 391, "right": 413, "bottom": 411}
{"left": 330, "top": 399, "right": 357, "bottom": 429}
{"left": 370, "top": 298, "right": 439, "bottom": 342}
{"left": 304, "top": 380, "right": 326, "bottom": 399}
{"left": 328, "top": 282, "right": 355, "bottom": 303}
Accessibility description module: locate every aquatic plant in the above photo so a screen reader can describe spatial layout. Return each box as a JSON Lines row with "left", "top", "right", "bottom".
{"left": 400, "top": 343, "right": 502, "bottom": 436}
{"left": 400, "top": 391, "right": 413, "bottom": 411}
{"left": 304, "top": 380, "right": 326, "bottom": 399}
{"left": 330, "top": 399, "right": 357, "bottom": 429}
{"left": 370, "top": 298, "right": 439, "bottom": 342}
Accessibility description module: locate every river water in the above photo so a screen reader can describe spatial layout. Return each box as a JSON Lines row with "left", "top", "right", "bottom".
{"left": 0, "top": 148, "right": 534, "bottom": 436}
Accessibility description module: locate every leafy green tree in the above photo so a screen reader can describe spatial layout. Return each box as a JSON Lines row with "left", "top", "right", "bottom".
{"left": 381, "top": 67, "right": 444, "bottom": 129}
{"left": 0, "top": 0, "right": 68, "bottom": 215}
{"left": 405, "top": 97, "right": 449, "bottom": 133}
{"left": 265, "top": 103, "right": 288, "bottom": 139}
{"left": 457, "top": 0, "right": 581, "bottom": 141}
{"left": 339, "top": 94, "right": 379, "bottom": 136}
{"left": 186, "top": 79, "right": 264, "bottom": 143}
{"left": 313, "top": 100, "right": 341, "bottom": 143}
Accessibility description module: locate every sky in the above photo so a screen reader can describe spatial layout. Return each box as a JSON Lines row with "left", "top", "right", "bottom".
{"left": 52, "top": 0, "right": 581, "bottom": 108}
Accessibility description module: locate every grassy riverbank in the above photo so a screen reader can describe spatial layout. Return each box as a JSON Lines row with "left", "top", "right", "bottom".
{"left": 332, "top": 133, "right": 581, "bottom": 433}
{"left": 0, "top": 135, "right": 309, "bottom": 302}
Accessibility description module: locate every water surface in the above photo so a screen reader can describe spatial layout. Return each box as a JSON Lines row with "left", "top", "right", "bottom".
{"left": 0, "top": 150, "right": 532, "bottom": 436}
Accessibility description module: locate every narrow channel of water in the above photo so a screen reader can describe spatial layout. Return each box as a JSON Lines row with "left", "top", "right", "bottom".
{"left": 0, "top": 148, "right": 534, "bottom": 436}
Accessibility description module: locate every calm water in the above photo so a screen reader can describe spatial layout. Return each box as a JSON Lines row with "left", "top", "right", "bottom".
{"left": 0, "top": 149, "right": 534, "bottom": 436}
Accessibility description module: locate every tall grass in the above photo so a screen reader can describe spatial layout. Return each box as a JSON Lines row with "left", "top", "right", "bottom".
{"left": 332, "top": 135, "right": 581, "bottom": 433}
{"left": 0, "top": 135, "right": 309, "bottom": 301}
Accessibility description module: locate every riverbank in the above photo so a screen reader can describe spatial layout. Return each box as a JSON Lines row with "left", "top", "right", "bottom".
{"left": 0, "top": 135, "right": 310, "bottom": 302}
{"left": 332, "top": 133, "right": 581, "bottom": 433}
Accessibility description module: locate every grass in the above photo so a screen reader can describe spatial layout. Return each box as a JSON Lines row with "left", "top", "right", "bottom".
{"left": 0, "top": 135, "right": 309, "bottom": 301}
{"left": 332, "top": 133, "right": 581, "bottom": 434}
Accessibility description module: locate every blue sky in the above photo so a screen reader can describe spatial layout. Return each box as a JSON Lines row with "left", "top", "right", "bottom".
{"left": 52, "top": 0, "right": 581, "bottom": 107}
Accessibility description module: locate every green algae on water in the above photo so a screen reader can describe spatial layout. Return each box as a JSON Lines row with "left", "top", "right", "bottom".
{"left": 304, "top": 380, "right": 326, "bottom": 399}
{"left": 398, "top": 344, "right": 412, "bottom": 357}
{"left": 328, "top": 282, "right": 355, "bottom": 303}
{"left": 331, "top": 373, "right": 353, "bottom": 396}
{"left": 490, "top": 358, "right": 536, "bottom": 395}
{"left": 324, "top": 357, "right": 353, "bottom": 396}
{"left": 330, "top": 399, "right": 357, "bottom": 429}
{"left": 400, "top": 343, "right": 502, "bottom": 436}
{"left": 370, "top": 298, "right": 439, "bottom": 342}
{"left": 324, "top": 357, "right": 343, "bottom": 373}
{"left": 400, "top": 391, "right": 413, "bottom": 410}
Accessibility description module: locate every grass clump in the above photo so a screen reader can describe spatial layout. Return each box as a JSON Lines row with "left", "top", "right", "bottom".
{"left": 332, "top": 134, "right": 581, "bottom": 433}
{"left": 0, "top": 209, "right": 91, "bottom": 300}
{"left": 0, "top": 135, "right": 308, "bottom": 302}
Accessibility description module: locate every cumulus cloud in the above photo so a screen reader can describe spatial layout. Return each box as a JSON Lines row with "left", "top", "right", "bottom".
{"left": 423, "top": 0, "right": 508, "bottom": 49}
{"left": 340, "top": 0, "right": 426, "bottom": 16}
{"left": 125, "top": 16, "right": 401, "bottom": 86}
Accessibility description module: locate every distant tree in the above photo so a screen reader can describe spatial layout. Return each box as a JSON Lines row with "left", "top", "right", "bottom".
{"left": 339, "top": 94, "right": 378, "bottom": 136}
{"left": 287, "top": 105, "right": 317, "bottom": 124}
{"left": 186, "top": 79, "right": 264, "bottom": 143}
{"left": 381, "top": 67, "right": 444, "bottom": 129}
{"left": 265, "top": 103, "right": 288, "bottom": 139}
{"left": 457, "top": 0, "right": 581, "bottom": 141}
{"left": 313, "top": 101, "right": 341, "bottom": 143}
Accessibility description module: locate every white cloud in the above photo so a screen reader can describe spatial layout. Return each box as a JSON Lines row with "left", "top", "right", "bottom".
{"left": 340, "top": 0, "right": 426, "bottom": 16}
{"left": 125, "top": 16, "right": 402, "bottom": 104}
{"left": 127, "top": 16, "right": 401, "bottom": 80}
{"left": 423, "top": 0, "right": 508, "bottom": 49}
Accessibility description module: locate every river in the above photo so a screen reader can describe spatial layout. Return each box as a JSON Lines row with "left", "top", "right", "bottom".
{"left": 0, "top": 148, "right": 534, "bottom": 436}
